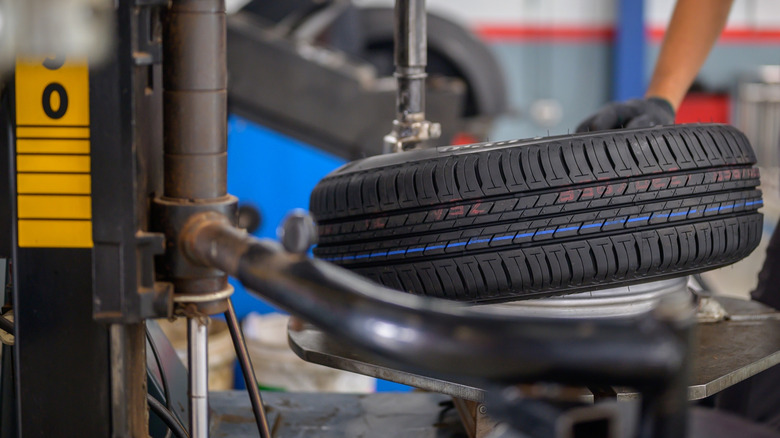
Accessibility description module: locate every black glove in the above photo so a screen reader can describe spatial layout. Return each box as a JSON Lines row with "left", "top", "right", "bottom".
{"left": 576, "top": 97, "right": 675, "bottom": 133}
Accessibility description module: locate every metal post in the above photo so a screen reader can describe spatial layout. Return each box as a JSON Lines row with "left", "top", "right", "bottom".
{"left": 383, "top": 0, "right": 440, "bottom": 153}
{"left": 109, "top": 323, "right": 149, "bottom": 438}
{"left": 157, "top": 1, "right": 235, "bottom": 435}
{"left": 163, "top": 0, "right": 227, "bottom": 201}
{"left": 188, "top": 318, "right": 209, "bottom": 438}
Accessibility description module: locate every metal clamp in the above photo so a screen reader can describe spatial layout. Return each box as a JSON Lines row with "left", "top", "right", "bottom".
{"left": 384, "top": 117, "right": 441, "bottom": 153}
{"left": 173, "top": 285, "right": 235, "bottom": 303}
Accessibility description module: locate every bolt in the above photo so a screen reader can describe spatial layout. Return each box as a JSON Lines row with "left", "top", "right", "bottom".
{"left": 278, "top": 209, "right": 318, "bottom": 254}
{"left": 478, "top": 404, "right": 487, "bottom": 415}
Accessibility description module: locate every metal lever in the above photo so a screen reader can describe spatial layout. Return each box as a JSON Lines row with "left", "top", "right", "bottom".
{"left": 383, "top": 0, "right": 441, "bottom": 153}
{"left": 182, "top": 213, "right": 692, "bottom": 438}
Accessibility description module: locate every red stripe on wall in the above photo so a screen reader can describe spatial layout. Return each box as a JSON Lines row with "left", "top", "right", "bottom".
{"left": 648, "top": 27, "right": 780, "bottom": 44}
{"left": 475, "top": 25, "right": 614, "bottom": 43}
{"left": 476, "top": 25, "right": 780, "bottom": 44}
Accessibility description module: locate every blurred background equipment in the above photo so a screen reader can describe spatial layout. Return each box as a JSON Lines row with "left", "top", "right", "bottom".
{"left": 0, "top": 0, "right": 113, "bottom": 73}
{"left": 226, "top": 0, "right": 507, "bottom": 159}
{"left": 735, "top": 66, "right": 780, "bottom": 168}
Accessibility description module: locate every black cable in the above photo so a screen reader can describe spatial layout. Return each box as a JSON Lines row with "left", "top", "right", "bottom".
{"left": 0, "top": 315, "right": 12, "bottom": 335}
{"left": 147, "top": 393, "right": 189, "bottom": 438}
{"left": 225, "top": 299, "right": 272, "bottom": 438}
{"left": 146, "top": 326, "right": 173, "bottom": 438}
{"left": 146, "top": 327, "right": 172, "bottom": 408}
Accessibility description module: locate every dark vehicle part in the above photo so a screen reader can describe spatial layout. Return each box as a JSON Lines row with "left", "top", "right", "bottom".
{"left": 310, "top": 124, "right": 763, "bottom": 302}
{"left": 226, "top": 11, "right": 464, "bottom": 160}
{"left": 227, "top": 1, "right": 507, "bottom": 159}
{"left": 259, "top": 1, "right": 508, "bottom": 121}
{"left": 240, "top": 0, "right": 330, "bottom": 26}
{"left": 237, "top": 204, "right": 262, "bottom": 234}
{"left": 316, "top": 6, "right": 508, "bottom": 121}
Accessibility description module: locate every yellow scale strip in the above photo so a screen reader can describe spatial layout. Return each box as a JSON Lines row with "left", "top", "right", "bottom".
{"left": 15, "top": 57, "right": 93, "bottom": 248}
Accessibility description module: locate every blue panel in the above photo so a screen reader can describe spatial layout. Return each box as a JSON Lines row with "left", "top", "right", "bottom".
{"left": 375, "top": 380, "right": 413, "bottom": 392}
{"left": 613, "top": 0, "right": 645, "bottom": 100}
{"left": 227, "top": 115, "right": 410, "bottom": 392}
{"left": 227, "top": 115, "right": 346, "bottom": 319}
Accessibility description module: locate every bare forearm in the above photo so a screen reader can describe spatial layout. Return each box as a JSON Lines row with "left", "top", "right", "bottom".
{"left": 645, "top": 0, "right": 734, "bottom": 109}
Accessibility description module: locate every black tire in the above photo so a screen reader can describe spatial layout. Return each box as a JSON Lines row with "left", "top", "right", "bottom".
{"left": 309, "top": 124, "right": 763, "bottom": 303}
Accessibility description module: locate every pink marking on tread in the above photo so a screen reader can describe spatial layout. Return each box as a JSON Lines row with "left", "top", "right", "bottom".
{"left": 580, "top": 187, "right": 595, "bottom": 200}
{"left": 669, "top": 176, "right": 686, "bottom": 187}
{"left": 634, "top": 180, "right": 650, "bottom": 192}
{"left": 651, "top": 178, "right": 668, "bottom": 189}
{"left": 449, "top": 205, "right": 466, "bottom": 218}
{"left": 371, "top": 218, "right": 387, "bottom": 229}
{"left": 470, "top": 202, "right": 488, "bottom": 215}
{"left": 558, "top": 190, "right": 576, "bottom": 203}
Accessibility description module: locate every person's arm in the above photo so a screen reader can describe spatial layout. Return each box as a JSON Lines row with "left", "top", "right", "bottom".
{"left": 576, "top": 0, "right": 734, "bottom": 132}
{"left": 646, "top": 0, "right": 735, "bottom": 110}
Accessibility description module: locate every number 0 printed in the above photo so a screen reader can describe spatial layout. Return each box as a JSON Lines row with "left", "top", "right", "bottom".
{"left": 15, "top": 56, "right": 89, "bottom": 127}
{"left": 15, "top": 56, "right": 93, "bottom": 248}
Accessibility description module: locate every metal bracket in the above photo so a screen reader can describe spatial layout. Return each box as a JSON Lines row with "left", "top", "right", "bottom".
{"left": 452, "top": 398, "right": 496, "bottom": 438}
{"left": 133, "top": 0, "right": 167, "bottom": 66}
{"left": 384, "top": 117, "right": 441, "bottom": 153}
{"left": 136, "top": 231, "right": 174, "bottom": 319}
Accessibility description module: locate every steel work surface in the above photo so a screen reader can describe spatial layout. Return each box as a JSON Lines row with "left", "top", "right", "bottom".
{"left": 210, "top": 391, "right": 466, "bottom": 437}
{"left": 210, "top": 391, "right": 780, "bottom": 438}
{"left": 289, "top": 296, "right": 780, "bottom": 402}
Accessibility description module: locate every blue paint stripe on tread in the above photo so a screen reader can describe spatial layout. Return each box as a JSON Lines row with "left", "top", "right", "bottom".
{"left": 322, "top": 196, "right": 763, "bottom": 262}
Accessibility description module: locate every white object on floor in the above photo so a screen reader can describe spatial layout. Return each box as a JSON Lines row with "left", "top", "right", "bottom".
{"left": 243, "top": 312, "right": 376, "bottom": 393}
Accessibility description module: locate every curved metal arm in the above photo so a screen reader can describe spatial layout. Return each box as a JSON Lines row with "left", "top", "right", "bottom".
{"left": 182, "top": 214, "right": 688, "bottom": 389}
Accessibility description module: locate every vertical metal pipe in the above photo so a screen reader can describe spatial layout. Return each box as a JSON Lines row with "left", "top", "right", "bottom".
{"left": 188, "top": 318, "right": 209, "bottom": 438}
{"left": 224, "top": 299, "right": 271, "bottom": 438}
{"left": 163, "top": 0, "right": 227, "bottom": 200}
{"left": 384, "top": 0, "right": 440, "bottom": 153}
{"left": 394, "top": 0, "right": 427, "bottom": 120}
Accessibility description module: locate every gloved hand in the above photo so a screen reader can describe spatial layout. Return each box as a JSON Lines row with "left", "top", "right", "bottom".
{"left": 576, "top": 97, "right": 675, "bottom": 133}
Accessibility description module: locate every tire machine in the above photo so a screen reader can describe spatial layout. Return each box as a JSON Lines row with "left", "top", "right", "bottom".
{"left": 0, "top": 1, "right": 779, "bottom": 438}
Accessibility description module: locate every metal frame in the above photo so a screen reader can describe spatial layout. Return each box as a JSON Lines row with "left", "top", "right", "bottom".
{"left": 288, "top": 296, "right": 780, "bottom": 403}
{"left": 0, "top": 1, "right": 774, "bottom": 437}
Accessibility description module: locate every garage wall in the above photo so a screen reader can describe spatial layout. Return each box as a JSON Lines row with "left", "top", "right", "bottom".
{"left": 354, "top": 0, "right": 780, "bottom": 140}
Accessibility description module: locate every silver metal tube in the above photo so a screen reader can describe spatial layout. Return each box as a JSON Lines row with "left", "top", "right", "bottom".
{"left": 188, "top": 318, "right": 209, "bottom": 438}
{"left": 383, "top": 0, "right": 440, "bottom": 153}
{"left": 394, "top": 0, "right": 426, "bottom": 118}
